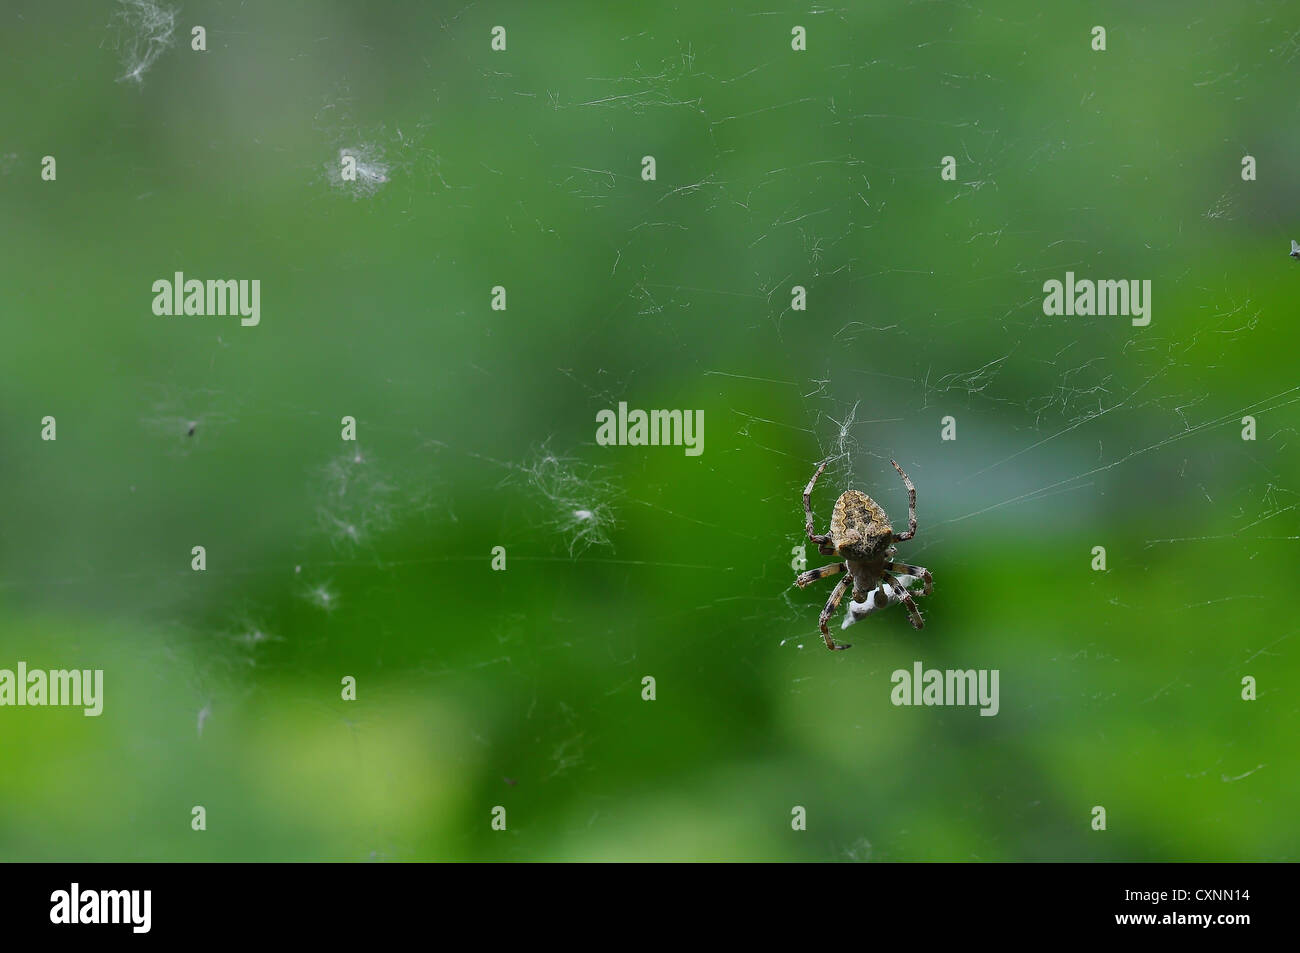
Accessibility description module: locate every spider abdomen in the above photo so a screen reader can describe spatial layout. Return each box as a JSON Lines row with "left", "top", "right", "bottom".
{"left": 845, "top": 557, "right": 886, "bottom": 602}
{"left": 830, "top": 490, "right": 893, "bottom": 560}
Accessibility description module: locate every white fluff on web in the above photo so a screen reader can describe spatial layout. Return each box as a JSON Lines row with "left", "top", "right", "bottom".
{"left": 113, "top": 0, "right": 178, "bottom": 86}
{"left": 841, "top": 574, "right": 924, "bottom": 629}
{"left": 326, "top": 145, "right": 391, "bottom": 199}
{"left": 516, "top": 449, "right": 618, "bottom": 556}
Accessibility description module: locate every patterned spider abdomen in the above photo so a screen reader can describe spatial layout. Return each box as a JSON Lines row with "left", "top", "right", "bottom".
{"left": 830, "top": 490, "right": 893, "bottom": 560}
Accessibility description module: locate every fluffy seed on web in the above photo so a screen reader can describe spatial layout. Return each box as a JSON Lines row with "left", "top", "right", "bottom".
{"left": 511, "top": 447, "right": 619, "bottom": 556}
{"left": 112, "top": 0, "right": 178, "bottom": 86}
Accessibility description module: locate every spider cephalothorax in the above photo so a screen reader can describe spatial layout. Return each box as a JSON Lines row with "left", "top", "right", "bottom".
{"left": 795, "top": 458, "right": 934, "bottom": 651}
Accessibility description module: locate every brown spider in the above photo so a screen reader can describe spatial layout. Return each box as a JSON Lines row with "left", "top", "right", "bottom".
{"left": 796, "top": 458, "right": 934, "bottom": 651}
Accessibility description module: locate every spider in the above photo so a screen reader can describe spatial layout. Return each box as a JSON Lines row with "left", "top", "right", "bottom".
{"left": 795, "top": 458, "right": 934, "bottom": 651}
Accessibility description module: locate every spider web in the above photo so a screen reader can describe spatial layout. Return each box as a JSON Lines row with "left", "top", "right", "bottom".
{"left": 1, "top": 0, "right": 1297, "bottom": 863}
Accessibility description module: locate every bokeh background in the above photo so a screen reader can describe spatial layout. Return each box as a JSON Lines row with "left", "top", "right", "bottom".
{"left": 1, "top": 0, "right": 1297, "bottom": 861}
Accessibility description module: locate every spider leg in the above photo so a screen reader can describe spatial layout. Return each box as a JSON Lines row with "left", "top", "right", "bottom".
{"left": 802, "top": 459, "right": 835, "bottom": 554}
{"left": 882, "top": 571, "right": 924, "bottom": 629}
{"left": 889, "top": 459, "right": 918, "bottom": 542}
{"left": 796, "top": 561, "right": 845, "bottom": 588}
{"left": 884, "top": 560, "right": 932, "bottom": 597}
{"left": 817, "top": 576, "right": 853, "bottom": 650}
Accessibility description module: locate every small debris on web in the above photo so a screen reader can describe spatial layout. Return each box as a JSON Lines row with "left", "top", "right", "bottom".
{"left": 511, "top": 447, "right": 619, "bottom": 556}
{"left": 326, "top": 145, "right": 391, "bottom": 200}
{"left": 312, "top": 447, "right": 398, "bottom": 551}
{"left": 112, "top": 0, "right": 178, "bottom": 86}
{"left": 301, "top": 581, "right": 340, "bottom": 613}
{"left": 314, "top": 88, "right": 442, "bottom": 201}
{"left": 224, "top": 617, "right": 282, "bottom": 651}
{"left": 138, "top": 385, "right": 239, "bottom": 456}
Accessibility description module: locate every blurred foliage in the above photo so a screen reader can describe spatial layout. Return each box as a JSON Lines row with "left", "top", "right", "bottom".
{"left": 1, "top": 0, "right": 1297, "bottom": 860}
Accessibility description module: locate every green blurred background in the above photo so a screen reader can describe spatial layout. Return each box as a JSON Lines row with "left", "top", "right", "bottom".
{"left": 1, "top": 0, "right": 1297, "bottom": 861}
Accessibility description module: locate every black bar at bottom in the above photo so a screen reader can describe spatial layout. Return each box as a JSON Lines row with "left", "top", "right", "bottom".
{"left": 2, "top": 861, "right": 1278, "bottom": 940}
